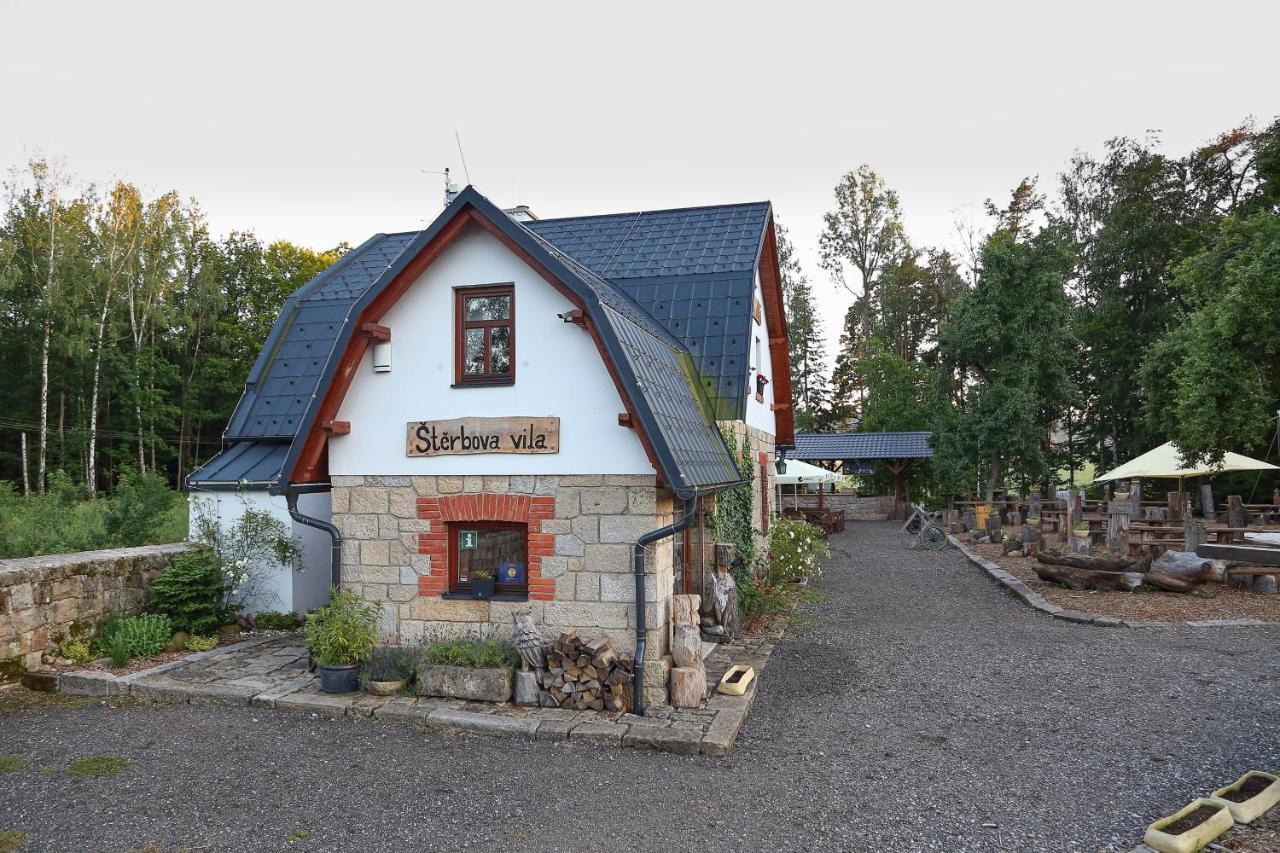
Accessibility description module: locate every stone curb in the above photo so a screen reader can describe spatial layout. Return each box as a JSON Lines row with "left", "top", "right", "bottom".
{"left": 949, "top": 535, "right": 1278, "bottom": 629}
{"left": 52, "top": 633, "right": 782, "bottom": 756}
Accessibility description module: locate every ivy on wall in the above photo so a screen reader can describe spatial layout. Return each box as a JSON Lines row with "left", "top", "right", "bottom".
{"left": 711, "top": 428, "right": 756, "bottom": 569}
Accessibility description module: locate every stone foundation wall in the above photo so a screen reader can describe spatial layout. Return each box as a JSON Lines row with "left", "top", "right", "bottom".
{"left": 793, "top": 493, "right": 893, "bottom": 520}
{"left": 0, "top": 543, "right": 191, "bottom": 681}
{"left": 331, "top": 475, "right": 674, "bottom": 662}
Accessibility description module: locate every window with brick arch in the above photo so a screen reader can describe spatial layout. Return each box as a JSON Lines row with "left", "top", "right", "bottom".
{"left": 448, "top": 521, "right": 528, "bottom": 597}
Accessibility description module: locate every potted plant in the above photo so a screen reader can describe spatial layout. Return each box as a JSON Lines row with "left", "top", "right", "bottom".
{"left": 1143, "top": 798, "right": 1232, "bottom": 853}
{"left": 1026, "top": 514, "right": 1041, "bottom": 527}
{"left": 364, "top": 644, "right": 416, "bottom": 696}
{"left": 416, "top": 636, "right": 518, "bottom": 702}
{"left": 1211, "top": 770, "right": 1280, "bottom": 824}
{"left": 1072, "top": 522, "right": 1091, "bottom": 538}
{"left": 304, "top": 588, "right": 378, "bottom": 694}
{"left": 469, "top": 566, "right": 496, "bottom": 600}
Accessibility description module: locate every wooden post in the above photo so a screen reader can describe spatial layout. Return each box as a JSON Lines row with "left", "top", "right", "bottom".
{"left": 1200, "top": 484, "right": 1216, "bottom": 522}
{"left": 985, "top": 513, "right": 1003, "bottom": 543}
{"left": 1029, "top": 491, "right": 1042, "bottom": 519}
{"left": 1183, "top": 520, "right": 1205, "bottom": 553}
{"left": 1107, "top": 502, "right": 1132, "bottom": 555}
{"left": 1227, "top": 495, "right": 1247, "bottom": 529}
{"left": 1021, "top": 524, "right": 1041, "bottom": 557}
{"left": 1167, "top": 491, "right": 1185, "bottom": 523}
{"left": 1129, "top": 481, "right": 1142, "bottom": 516}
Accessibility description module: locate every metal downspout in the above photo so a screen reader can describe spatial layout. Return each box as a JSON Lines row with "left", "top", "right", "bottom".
{"left": 632, "top": 490, "right": 699, "bottom": 716}
{"left": 285, "top": 484, "right": 342, "bottom": 588}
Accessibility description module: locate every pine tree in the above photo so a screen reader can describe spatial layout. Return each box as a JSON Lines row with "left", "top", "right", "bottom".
{"left": 776, "top": 223, "right": 829, "bottom": 431}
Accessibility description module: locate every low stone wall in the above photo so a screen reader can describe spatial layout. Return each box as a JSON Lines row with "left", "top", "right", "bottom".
{"left": 0, "top": 543, "right": 191, "bottom": 681}
{"left": 792, "top": 494, "right": 893, "bottom": 521}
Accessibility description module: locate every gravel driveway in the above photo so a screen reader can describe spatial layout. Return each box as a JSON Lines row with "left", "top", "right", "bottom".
{"left": 3, "top": 522, "right": 1277, "bottom": 852}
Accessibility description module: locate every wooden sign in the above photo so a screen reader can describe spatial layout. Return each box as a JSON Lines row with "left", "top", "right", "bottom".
{"left": 406, "top": 416, "right": 560, "bottom": 457}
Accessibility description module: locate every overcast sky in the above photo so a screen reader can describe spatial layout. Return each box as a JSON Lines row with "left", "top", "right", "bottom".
{"left": 3, "top": 0, "right": 1277, "bottom": 360}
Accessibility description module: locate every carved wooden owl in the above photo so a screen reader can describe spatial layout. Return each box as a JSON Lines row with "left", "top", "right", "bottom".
{"left": 513, "top": 611, "right": 547, "bottom": 671}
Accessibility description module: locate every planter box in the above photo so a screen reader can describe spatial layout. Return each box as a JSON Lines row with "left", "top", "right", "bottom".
{"left": 1211, "top": 771, "right": 1280, "bottom": 824}
{"left": 1143, "top": 798, "right": 1233, "bottom": 853}
{"left": 417, "top": 664, "right": 513, "bottom": 703}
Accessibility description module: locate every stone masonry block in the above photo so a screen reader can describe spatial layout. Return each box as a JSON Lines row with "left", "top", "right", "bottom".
{"left": 537, "top": 556, "right": 569, "bottom": 579}
{"left": 437, "top": 476, "right": 464, "bottom": 494}
{"left": 410, "top": 476, "right": 438, "bottom": 496}
{"left": 627, "top": 488, "right": 657, "bottom": 515}
{"left": 581, "top": 488, "right": 627, "bottom": 515}
{"left": 583, "top": 543, "right": 633, "bottom": 573}
{"left": 360, "top": 540, "right": 390, "bottom": 566}
{"left": 571, "top": 516, "right": 599, "bottom": 542}
{"left": 554, "top": 535, "right": 585, "bottom": 557}
{"left": 349, "top": 487, "right": 389, "bottom": 515}
{"left": 599, "top": 515, "right": 657, "bottom": 544}
{"left": 508, "top": 476, "right": 536, "bottom": 494}
{"left": 574, "top": 572, "right": 601, "bottom": 601}
{"left": 555, "top": 489, "right": 580, "bottom": 518}
{"left": 330, "top": 488, "right": 350, "bottom": 514}
{"left": 389, "top": 488, "right": 416, "bottom": 519}
{"left": 544, "top": 601, "right": 629, "bottom": 630}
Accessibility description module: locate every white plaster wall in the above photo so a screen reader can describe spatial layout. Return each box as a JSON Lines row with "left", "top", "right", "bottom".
{"left": 187, "top": 489, "right": 330, "bottom": 615}
{"left": 291, "top": 490, "right": 334, "bottom": 613}
{"left": 745, "top": 270, "right": 778, "bottom": 437}
{"left": 329, "top": 227, "right": 653, "bottom": 477}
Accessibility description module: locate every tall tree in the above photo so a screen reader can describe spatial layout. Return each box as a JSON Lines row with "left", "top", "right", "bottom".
{"left": 820, "top": 165, "right": 907, "bottom": 425}
{"left": 776, "top": 223, "right": 829, "bottom": 431}
{"left": 939, "top": 211, "right": 1077, "bottom": 501}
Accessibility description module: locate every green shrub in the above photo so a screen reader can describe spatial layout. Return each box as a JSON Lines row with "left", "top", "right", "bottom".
{"left": 303, "top": 588, "right": 378, "bottom": 666}
{"left": 106, "top": 614, "right": 171, "bottom": 659}
{"left": 149, "top": 548, "right": 228, "bottom": 635}
{"left": 365, "top": 644, "right": 417, "bottom": 682}
{"left": 254, "top": 611, "right": 303, "bottom": 631}
{"left": 108, "top": 632, "right": 129, "bottom": 667}
{"left": 55, "top": 636, "right": 92, "bottom": 664}
{"left": 185, "top": 635, "right": 218, "bottom": 652}
{"left": 104, "top": 469, "right": 182, "bottom": 548}
{"left": 763, "top": 515, "right": 830, "bottom": 583}
{"left": 419, "top": 637, "right": 517, "bottom": 669}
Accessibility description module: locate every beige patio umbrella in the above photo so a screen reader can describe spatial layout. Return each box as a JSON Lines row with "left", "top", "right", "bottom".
{"left": 1094, "top": 441, "right": 1279, "bottom": 486}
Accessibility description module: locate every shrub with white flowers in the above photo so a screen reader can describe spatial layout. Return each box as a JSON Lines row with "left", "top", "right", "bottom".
{"left": 191, "top": 496, "right": 302, "bottom": 613}
{"left": 763, "top": 515, "right": 830, "bottom": 584}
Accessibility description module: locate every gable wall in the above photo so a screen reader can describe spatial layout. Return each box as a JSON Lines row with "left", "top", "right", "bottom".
{"left": 328, "top": 228, "right": 653, "bottom": 477}
{"left": 744, "top": 270, "right": 778, "bottom": 436}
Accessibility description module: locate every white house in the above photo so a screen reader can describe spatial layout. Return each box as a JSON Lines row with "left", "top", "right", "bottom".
{"left": 187, "top": 186, "right": 795, "bottom": 709}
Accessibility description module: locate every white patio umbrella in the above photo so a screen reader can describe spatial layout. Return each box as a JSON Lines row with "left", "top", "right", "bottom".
{"left": 775, "top": 460, "right": 842, "bottom": 510}
{"left": 1094, "top": 441, "right": 1278, "bottom": 486}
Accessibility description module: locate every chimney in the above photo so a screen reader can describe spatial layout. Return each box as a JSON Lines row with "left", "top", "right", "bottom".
{"left": 504, "top": 204, "right": 538, "bottom": 223}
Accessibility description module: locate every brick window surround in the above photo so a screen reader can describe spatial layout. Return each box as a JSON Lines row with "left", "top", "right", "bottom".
{"left": 415, "top": 494, "right": 555, "bottom": 601}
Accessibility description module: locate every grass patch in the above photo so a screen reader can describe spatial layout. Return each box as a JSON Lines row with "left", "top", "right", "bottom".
{"left": 286, "top": 829, "right": 310, "bottom": 843}
{"left": 66, "top": 754, "right": 131, "bottom": 778}
{"left": 419, "top": 637, "right": 518, "bottom": 669}
{"left": 0, "top": 756, "right": 28, "bottom": 773}
{"left": 0, "top": 690, "right": 92, "bottom": 714}
{"left": 0, "top": 830, "right": 30, "bottom": 853}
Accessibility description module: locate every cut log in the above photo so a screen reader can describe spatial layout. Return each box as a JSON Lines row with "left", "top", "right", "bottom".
{"left": 1036, "top": 552, "right": 1147, "bottom": 572}
{"left": 1032, "top": 561, "right": 1144, "bottom": 591}
{"left": 669, "top": 661, "right": 706, "bottom": 708}
{"left": 1146, "top": 551, "right": 1217, "bottom": 594}
{"left": 671, "top": 622, "right": 701, "bottom": 668}
{"left": 672, "top": 594, "right": 700, "bottom": 627}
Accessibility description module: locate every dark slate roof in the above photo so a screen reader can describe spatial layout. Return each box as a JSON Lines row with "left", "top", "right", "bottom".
{"left": 793, "top": 432, "right": 935, "bottom": 460}
{"left": 224, "top": 233, "right": 418, "bottom": 441}
{"left": 197, "top": 187, "right": 742, "bottom": 497}
{"left": 526, "top": 203, "right": 770, "bottom": 279}
{"left": 527, "top": 203, "right": 770, "bottom": 419}
{"left": 188, "top": 441, "right": 289, "bottom": 489}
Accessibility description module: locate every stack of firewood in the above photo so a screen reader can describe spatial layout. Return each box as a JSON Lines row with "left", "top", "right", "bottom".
{"left": 537, "top": 629, "right": 634, "bottom": 712}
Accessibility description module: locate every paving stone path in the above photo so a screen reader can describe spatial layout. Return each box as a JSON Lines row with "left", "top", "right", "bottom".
{"left": 5, "top": 522, "right": 1278, "bottom": 852}
{"left": 59, "top": 623, "right": 777, "bottom": 756}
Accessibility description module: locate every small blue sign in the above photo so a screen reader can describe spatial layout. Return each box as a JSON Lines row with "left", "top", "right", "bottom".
{"left": 498, "top": 562, "right": 525, "bottom": 584}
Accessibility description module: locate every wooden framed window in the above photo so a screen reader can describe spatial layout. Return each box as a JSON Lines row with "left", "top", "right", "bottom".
{"left": 448, "top": 521, "right": 528, "bottom": 597}
{"left": 454, "top": 284, "right": 515, "bottom": 386}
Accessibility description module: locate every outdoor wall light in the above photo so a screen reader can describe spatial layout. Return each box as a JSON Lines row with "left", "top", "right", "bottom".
{"left": 372, "top": 341, "right": 392, "bottom": 373}
{"left": 774, "top": 450, "right": 787, "bottom": 475}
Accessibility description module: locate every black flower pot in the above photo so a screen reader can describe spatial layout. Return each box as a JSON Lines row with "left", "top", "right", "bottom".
{"left": 317, "top": 663, "right": 361, "bottom": 694}
{"left": 471, "top": 578, "right": 495, "bottom": 600}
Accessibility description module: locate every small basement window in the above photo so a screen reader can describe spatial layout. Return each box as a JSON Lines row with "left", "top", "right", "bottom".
{"left": 448, "top": 521, "right": 528, "bottom": 597}
{"left": 455, "top": 284, "right": 515, "bottom": 386}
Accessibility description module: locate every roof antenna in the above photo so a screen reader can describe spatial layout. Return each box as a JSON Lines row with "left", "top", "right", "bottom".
{"left": 455, "top": 130, "right": 472, "bottom": 186}
{"left": 421, "top": 168, "right": 460, "bottom": 209}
